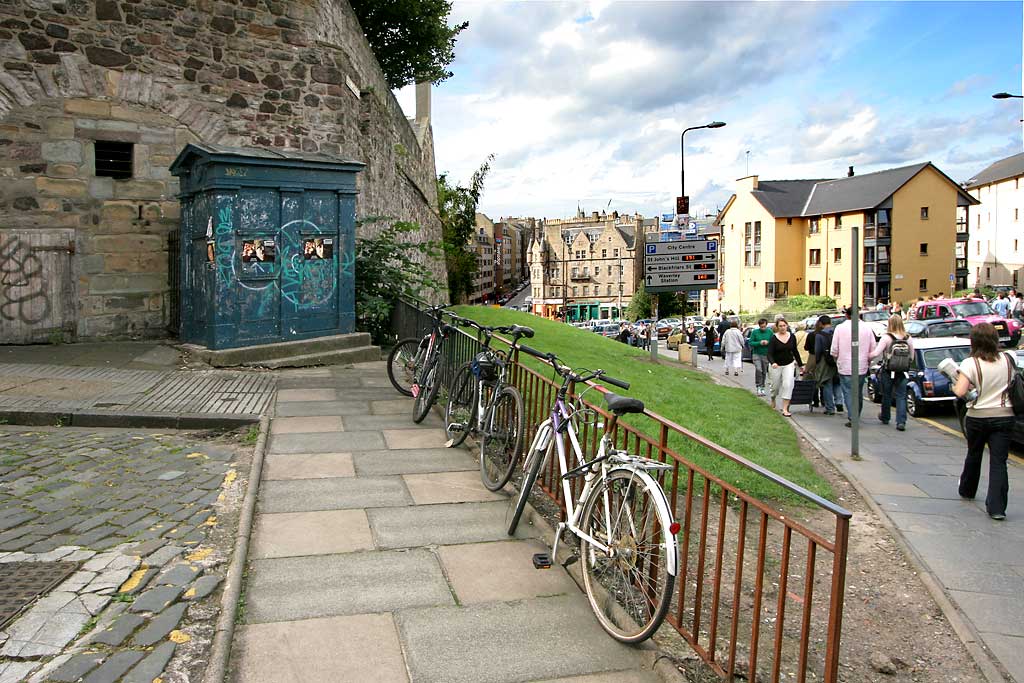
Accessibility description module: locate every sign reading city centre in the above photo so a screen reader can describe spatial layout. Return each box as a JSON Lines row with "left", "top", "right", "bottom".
{"left": 643, "top": 238, "right": 719, "bottom": 293}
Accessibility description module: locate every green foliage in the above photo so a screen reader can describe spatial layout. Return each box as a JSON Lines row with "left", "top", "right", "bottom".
{"left": 242, "top": 425, "right": 260, "bottom": 445}
{"left": 437, "top": 156, "right": 493, "bottom": 302}
{"left": 451, "top": 305, "right": 833, "bottom": 505}
{"left": 765, "top": 294, "right": 837, "bottom": 313}
{"left": 349, "top": 0, "right": 468, "bottom": 89}
{"left": 625, "top": 282, "right": 653, "bottom": 320}
{"left": 355, "top": 218, "right": 444, "bottom": 343}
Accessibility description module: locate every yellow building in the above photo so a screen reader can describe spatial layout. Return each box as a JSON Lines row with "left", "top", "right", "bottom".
{"left": 717, "top": 163, "right": 979, "bottom": 313}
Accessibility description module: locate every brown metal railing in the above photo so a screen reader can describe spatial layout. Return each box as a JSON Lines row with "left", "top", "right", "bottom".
{"left": 391, "top": 299, "right": 852, "bottom": 682}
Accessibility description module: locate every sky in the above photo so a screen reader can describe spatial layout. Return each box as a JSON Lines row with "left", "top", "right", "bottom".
{"left": 396, "top": 0, "right": 1024, "bottom": 222}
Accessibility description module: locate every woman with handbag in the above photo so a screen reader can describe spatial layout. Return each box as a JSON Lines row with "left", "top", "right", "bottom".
{"left": 951, "top": 323, "right": 1016, "bottom": 520}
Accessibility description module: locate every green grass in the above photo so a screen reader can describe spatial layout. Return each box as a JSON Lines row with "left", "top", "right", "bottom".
{"left": 452, "top": 305, "right": 834, "bottom": 506}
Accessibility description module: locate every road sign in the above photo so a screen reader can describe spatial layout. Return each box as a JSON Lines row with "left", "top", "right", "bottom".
{"left": 644, "top": 238, "right": 718, "bottom": 293}
{"left": 676, "top": 196, "right": 689, "bottom": 215}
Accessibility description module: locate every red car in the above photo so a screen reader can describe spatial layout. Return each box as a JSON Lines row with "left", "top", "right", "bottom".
{"left": 908, "top": 298, "right": 1021, "bottom": 347}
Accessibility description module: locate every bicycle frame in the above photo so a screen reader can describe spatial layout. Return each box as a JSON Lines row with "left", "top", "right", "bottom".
{"left": 530, "top": 395, "right": 679, "bottom": 576}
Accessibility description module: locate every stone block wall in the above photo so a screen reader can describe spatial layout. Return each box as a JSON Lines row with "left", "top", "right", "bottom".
{"left": 0, "top": 0, "right": 443, "bottom": 342}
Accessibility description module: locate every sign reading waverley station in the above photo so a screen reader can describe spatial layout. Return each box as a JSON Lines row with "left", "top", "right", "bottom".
{"left": 643, "top": 239, "right": 718, "bottom": 293}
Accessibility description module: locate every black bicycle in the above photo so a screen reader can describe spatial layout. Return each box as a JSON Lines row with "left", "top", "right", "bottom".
{"left": 386, "top": 303, "right": 449, "bottom": 399}
{"left": 444, "top": 319, "right": 534, "bottom": 491}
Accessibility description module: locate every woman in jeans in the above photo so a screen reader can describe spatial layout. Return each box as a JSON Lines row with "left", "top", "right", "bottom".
{"left": 869, "top": 314, "right": 914, "bottom": 431}
{"left": 952, "top": 323, "right": 1015, "bottom": 520}
{"left": 767, "top": 318, "right": 803, "bottom": 416}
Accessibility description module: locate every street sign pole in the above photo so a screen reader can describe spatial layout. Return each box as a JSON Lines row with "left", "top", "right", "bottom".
{"left": 851, "top": 224, "right": 861, "bottom": 461}
{"left": 651, "top": 294, "right": 658, "bottom": 362}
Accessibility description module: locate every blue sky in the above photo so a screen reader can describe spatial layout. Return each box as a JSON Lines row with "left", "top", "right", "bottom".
{"left": 397, "top": 1, "right": 1023, "bottom": 221}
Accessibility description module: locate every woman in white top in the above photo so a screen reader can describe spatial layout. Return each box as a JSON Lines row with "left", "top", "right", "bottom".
{"left": 952, "top": 322, "right": 1015, "bottom": 520}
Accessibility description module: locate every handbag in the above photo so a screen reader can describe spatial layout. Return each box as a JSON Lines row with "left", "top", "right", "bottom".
{"left": 1003, "top": 353, "right": 1024, "bottom": 416}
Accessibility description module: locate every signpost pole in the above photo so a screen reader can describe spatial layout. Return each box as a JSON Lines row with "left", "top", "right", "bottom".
{"left": 651, "top": 294, "right": 659, "bottom": 361}
{"left": 851, "top": 224, "right": 861, "bottom": 461}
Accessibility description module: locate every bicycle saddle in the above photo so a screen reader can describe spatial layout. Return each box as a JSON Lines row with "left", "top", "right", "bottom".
{"left": 603, "top": 392, "right": 644, "bottom": 415}
{"left": 510, "top": 325, "right": 535, "bottom": 338}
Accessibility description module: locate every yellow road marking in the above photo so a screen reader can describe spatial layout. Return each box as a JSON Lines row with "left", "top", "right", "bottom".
{"left": 918, "top": 417, "right": 1024, "bottom": 466}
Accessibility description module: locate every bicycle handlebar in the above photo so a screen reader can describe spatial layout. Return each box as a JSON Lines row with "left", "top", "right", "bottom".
{"left": 601, "top": 375, "right": 630, "bottom": 390}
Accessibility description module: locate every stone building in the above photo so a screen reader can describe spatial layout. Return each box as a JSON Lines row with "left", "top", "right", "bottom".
{"left": 0, "top": 0, "right": 443, "bottom": 343}
{"left": 528, "top": 210, "right": 645, "bottom": 321}
{"left": 469, "top": 212, "right": 494, "bottom": 304}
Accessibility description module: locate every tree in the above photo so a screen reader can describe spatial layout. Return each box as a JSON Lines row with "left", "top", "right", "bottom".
{"left": 626, "top": 282, "right": 653, "bottom": 321}
{"left": 437, "top": 156, "right": 492, "bottom": 302}
{"left": 349, "top": 0, "right": 468, "bottom": 89}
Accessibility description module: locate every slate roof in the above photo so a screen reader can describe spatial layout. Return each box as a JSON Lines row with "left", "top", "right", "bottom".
{"left": 615, "top": 224, "right": 636, "bottom": 248}
{"left": 751, "top": 180, "right": 826, "bottom": 218}
{"left": 802, "top": 163, "right": 929, "bottom": 215}
{"left": 965, "top": 152, "right": 1024, "bottom": 189}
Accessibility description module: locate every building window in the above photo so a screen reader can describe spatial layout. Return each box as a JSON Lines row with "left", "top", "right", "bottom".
{"left": 919, "top": 279, "right": 928, "bottom": 292}
{"left": 809, "top": 281, "right": 820, "bottom": 296}
{"left": 833, "top": 248, "right": 842, "bottom": 263}
{"left": 572, "top": 286, "right": 578, "bottom": 296}
{"left": 754, "top": 221, "right": 761, "bottom": 245}
{"left": 753, "top": 251, "right": 761, "bottom": 266}
{"left": 833, "top": 281, "right": 841, "bottom": 297}
{"left": 607, "top": 285, "right": 612, "bottom": 295}
{"left": 809, "top": 249, "right": 821, "bottom": 266}
{"left": 1015, "top": 239, "right": 1019, "bottom": 252}
{"left": 836, "top": 214, "right": 842, "bottom": 228}
{"left": 765, "top": 281, "right": 788, "bottom": 300}
{"left": 787, "top": 218, "right": 793, "bottom": 225}
{"left": 920, "top": 243, "right": 928, "bottom": 256}
{"left": 619, "top": 283, "right": 624, "bottom": 292}
{"left": 987, "top": 267, "right": 991, "bottom": 279}
{"left": 583, "top": 286, "right": 588, "bottom": 296}
{"left": 594, "top": 265, "right": 600, "bottom": 275}
{"left": 1016, "top": 209, "right": 1019, "bottom": 221}
{"left": 920, "top": 207, "right": 929, "bottom": 220}
{"left": 614, "top": 248, "right": 620, "bottom": 257}
{"left": 809, "top": 218, "right": 819, "bottom": 234}
{"left": 94, "top": 141, "right": 134, "bottom": 179}
{"left": 601, "top": 249, "right": 607, "bottom": 258}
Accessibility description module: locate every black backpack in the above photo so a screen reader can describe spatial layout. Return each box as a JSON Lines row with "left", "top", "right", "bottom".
{"left": 1003, "top": 354, "right": 1024, "bottom": 416}
{"left": 883, "top": 334, "right": 912, "bottom": 373}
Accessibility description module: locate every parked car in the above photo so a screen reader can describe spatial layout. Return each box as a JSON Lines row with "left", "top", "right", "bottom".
{"left": 908, "top": 298, "right": 1022, "bottom": 347}
{"left": 696, "top": 330, "right": 721, "bottom": 356}
{"left": 666, "top": 326, "right": 685, "bottom": 350}
{"left": 799, "top": 313, "right": 846, "bottom": 331}
{"left": 684, "top": 315, "right": 705, "bottom": 327}
{"left": 593, "top": 323, "right": 619, "bottom": 338}
{"left": 904, "top": 319, "right": 973, "bottom": 339}
{"left": 867, "top": 337, "right": 971, "bottom": 417}
{"left": 656, "top": 318, "right": 682, "bottom": 339}
{"left": 860, "top": 310, "right": 890, "bottom": 338}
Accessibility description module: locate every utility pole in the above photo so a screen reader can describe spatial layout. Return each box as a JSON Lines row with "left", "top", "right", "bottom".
{"left": 850, "top": 223, "right": 861, "bottom": 461}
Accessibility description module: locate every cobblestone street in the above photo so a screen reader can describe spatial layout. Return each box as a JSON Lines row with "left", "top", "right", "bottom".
{"left": 0, "top": 427, "right": 249, "bottom": 683}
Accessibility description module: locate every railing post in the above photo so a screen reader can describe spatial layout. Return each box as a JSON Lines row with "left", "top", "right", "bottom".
{"left": 823, "top": 515, "right": 850, "bottom": 683}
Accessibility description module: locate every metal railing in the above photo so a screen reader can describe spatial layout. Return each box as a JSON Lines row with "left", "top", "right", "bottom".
{"left": 389, "top": 299, "right": 852, "bottom": 683}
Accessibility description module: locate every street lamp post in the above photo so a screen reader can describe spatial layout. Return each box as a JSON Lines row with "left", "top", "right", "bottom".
{"left": 680, "top": 121, "right": 726, "bottom": 199}
{"left": 992, "top": 92, "right": 1024, "bottom": 147}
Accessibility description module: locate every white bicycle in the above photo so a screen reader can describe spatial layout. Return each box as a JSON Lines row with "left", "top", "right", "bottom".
{"left": 507, "top": 345, "right": 679, "bottom": 643}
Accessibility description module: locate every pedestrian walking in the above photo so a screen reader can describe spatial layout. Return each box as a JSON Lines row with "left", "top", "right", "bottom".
{"left": 951, "top": 322, "right": 1015, "bottom": 520}
{"left": 767, "top": 318, "right": 803, "bottom": 416}
{"left": 803, "top": 320, "right": 821, "bottom": 408}
{"left": 748, "top": 318, "right": 772, "bottom": 396}
{"left": 869, "top": 314, "right": 914, "bottom": 431}
{"left": 704, "top": 321, "right": 718, "bottom": 361}
{"left": 813, "top": 315, "right": 843, "bottom": 414}
{"left": 1009, "top": 289, "right": 1023, "bottom": 322}
{"left": 721, "top": 321, "right": 744, "bottom": 376}
{"left": 640, "top": 323, "right": 650, "bottom": 350}
{"left": 830, "top": 308, "right": 877, "bottom": 427}
{"left": 992, "top": 291, "right": 1011, "bottom": 318}
{"left": 892, "top": 300, "right": 905, "bottom": 319}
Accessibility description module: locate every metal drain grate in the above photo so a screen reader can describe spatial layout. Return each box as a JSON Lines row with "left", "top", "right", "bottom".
{"left": 0, "top": 561, "right": 79, "bottom": 629}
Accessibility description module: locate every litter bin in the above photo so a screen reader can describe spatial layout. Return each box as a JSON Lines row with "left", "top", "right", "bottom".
{"left": 170, "top": 143, "right": 364, "bottom": 350}
{"left": 678, "top": 342, "right": 696, "bottom": 366}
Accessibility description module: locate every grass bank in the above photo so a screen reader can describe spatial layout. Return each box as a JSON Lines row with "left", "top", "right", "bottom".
{"left": 452, "top": 305, "right": 834, "bottom": 505}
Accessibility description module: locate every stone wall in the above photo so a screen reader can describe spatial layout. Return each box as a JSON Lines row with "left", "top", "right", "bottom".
{"left": 0, "top": 0, "right": 443, "bottom": 342}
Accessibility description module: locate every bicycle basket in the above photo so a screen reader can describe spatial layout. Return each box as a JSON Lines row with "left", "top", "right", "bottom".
{"left": 471, "top": 351, "right": 500, "bottom": 382}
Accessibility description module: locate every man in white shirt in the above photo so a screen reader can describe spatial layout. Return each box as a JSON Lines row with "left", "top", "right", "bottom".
{"left": 830, "top": 309, "right": 877, "bottom": 427}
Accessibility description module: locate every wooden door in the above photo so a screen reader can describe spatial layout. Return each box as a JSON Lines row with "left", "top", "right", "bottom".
{"left": 0, "top": 229, "right": 76, "bottom": 344}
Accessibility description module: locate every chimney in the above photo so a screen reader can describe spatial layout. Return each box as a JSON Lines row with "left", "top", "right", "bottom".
{"left": 415, "top": 81, "right": 431, "bottom": 123}
{"left": 848, "top": 166, "right": 854, "bottom": 177}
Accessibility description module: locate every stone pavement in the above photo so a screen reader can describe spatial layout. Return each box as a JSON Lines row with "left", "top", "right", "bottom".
{"left": 682, "top": 351, "right": 1024, "bottom": 682}
{"left": 0, "top": 342, "right": 274, "bottom": 425}
{"left": 0, "top": 427, "right": 243, "bottom": 683}
{"left": 231, "top": 361, "right": 661, "bottom": 683}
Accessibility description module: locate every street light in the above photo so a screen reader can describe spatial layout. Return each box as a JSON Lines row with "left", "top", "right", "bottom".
{"left": 992, "top": 92, "right": 1023, "bottom": 99}
{"left": 680, "top": 121, "right": 726, "bottom": 198}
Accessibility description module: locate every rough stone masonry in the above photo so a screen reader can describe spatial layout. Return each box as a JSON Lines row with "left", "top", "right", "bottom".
{"left": 0, "top": 0, "right": 444, "bottom": 343}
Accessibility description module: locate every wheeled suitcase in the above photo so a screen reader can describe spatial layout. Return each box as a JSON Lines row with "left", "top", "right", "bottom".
{"left": 788, "top": 379, "right": 818, "bottom": 411}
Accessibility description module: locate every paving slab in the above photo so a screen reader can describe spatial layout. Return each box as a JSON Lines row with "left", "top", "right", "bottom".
{"left": 258, "top": 477, "right": 411, "bottom": 513}
{"left": 244, "top": 549, "right": 453, "bottom": 623}
{"left": 402, "top": 470, "right": 507, "bottom": 505}
{"left": 383, "top": 428, "right": 449, "bottom": 450}
{"left": 371, "top": 399, "right": 414, "bottom": 415}
{"left": 122, "top": 641, "right": 176, "bottom": 683}
{"left": 343, "top": 414, "right": 443, "bottom": 431}
{"left": 945, "top": 589, "right": 1024, "bottom": 636}
{"left": 270, "top": 416, "right": 345, "bottom": 434}
{"left": 352, "top": 448, "right": 476, "bottom": 476}
{"left": 251, "top": 510, "right": 375, "bottom": 559}
{"left": 274, "top": 401, "right": 372, "bottom": 417}
{"left": 276, "top": 388, "right": 337, "bottom": 402}
{"left": 263, "top": 453, "right": 355, "bottom": 480}
{"left": 438, "top": 540, "right": 576, "bottom": 604}
{"left": 979, "top": 633, "right": 1024, "bottom": 683}
{"left": 82, "top": 649, "right": 145, "bottom": 683}
{"left": 233, "top": 613, "right": 408, "bottom": 683}
{"left": 269, "top": 430, "right": 383, "bottom": 455}
{"left": 368, "top": 501, "right": 532, "bottom": 549}
{"left": 396, "top": 595, "right": 642, "bottom": 683}
{"left": 535, "top": 673, "right": 660, "bottom": 683}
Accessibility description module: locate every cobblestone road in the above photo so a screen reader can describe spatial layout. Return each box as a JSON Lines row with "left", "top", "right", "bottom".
{"left": 0, "top": 427, "right": 247, "bottom": 683}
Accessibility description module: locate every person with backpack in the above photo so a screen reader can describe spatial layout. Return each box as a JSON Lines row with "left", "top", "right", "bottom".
{"left": 813, "top": 315, "right": 843, "bottom": 415}
{"left": 869, "top": 314, "right": 914, "bottom": 431}
{"left": 950, "top": 322, "right": 1018, "bottom": 520}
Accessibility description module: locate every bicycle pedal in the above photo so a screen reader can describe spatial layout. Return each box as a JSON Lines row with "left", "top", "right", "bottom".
{"left": 532, "top": 553, "right": 552, "bottom": 569}
{"left": 562, "top": 555, "right": 578, "bottom": 569}
{"left": 446, "top": 422, "right": 465, "bottom": 433}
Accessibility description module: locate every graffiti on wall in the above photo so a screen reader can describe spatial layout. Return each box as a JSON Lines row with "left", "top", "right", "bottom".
{"left": 280, "top": 219, "right": 337, "bottom": 309}
{"left": 0, "top": 235, "right": 50, "bottom": 324}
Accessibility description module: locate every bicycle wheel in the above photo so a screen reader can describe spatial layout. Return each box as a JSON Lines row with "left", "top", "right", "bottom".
{"left": 444, "top": 363, "right": 476, "bottom": 448}
{"left": 579, "top": 468, "right": 676, "bottom": 643}
{"left": 387, "top": 337, "right": 425, "bottom": 397}
{"left": 413, "top": 355, "right": 444, "bottom": 423}
{"left": 411, "top": 356, "right": 436, "bottom": 423}
{"left": 480, "top": 386, "right": 524, "bottom": 491}
{"left": 506, "top": 442, "right": 546, "bottom": 536}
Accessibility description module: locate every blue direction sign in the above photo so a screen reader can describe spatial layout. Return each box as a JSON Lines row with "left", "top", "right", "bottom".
{"left": 644, "top": 238, "right": 719, "bottom": 293}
